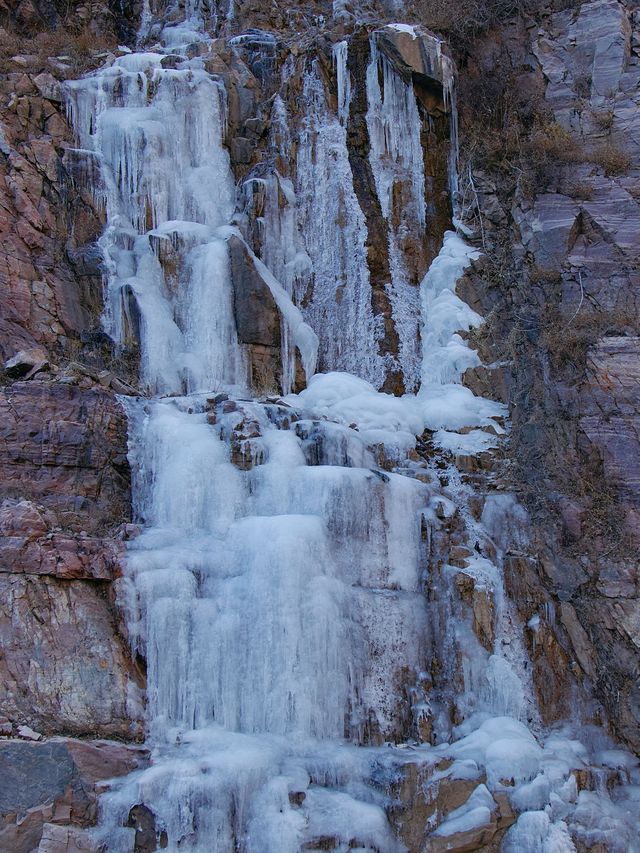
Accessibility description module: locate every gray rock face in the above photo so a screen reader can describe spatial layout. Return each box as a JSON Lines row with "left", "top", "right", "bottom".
{"left": 467, "top": 0, "right": 640, "bottom": 749}
{"left": 0, "top": 737, "right": 148, "bottom": 853}
{"left": 229, "top": 234, "right": 281, "bottom": 348}
{"left": 580, "top": 336, "right": 640, "bottom": 506}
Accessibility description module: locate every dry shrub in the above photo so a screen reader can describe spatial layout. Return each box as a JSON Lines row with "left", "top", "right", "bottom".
{"left": 591, "top": 108, "right": 614, "bottom": 131}
{"left": 413, "top": 0, "right": 581, "bottom": 47}
{"left": 541, "top": 306, "right": 632, "bottom": 369}
{"left": 0, "top": 26, "right": 25, "bottom": 72}
{"left": 573, "top": 72, "right": 592, "bottom": 99}
{"left": 0, "top": 22, "right": 115, "bottom": 76}
{"left": 591, "top": 141, "right": 631, "bottom": 176}
{"left": 528, "top": 121, "right": 582, "bottom": 164}
{"left": 517, "top": 120, "right": 585, "bottom": 195}
{"left": 530, "top": 266, "right": 562, "bottom": 285}
{"left": 416, "top": 0, "right": 518, "bottom": 28}
{"left": 413, "top": 0, "right": 525, "bottom": 48}
{"left": 562, "top": 180, "right": 594, "bottom": 200}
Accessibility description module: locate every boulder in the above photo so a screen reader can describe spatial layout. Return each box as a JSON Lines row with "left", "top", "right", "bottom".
{"left": 376, "top": 26, "right": 452, "bottom": 101}
{"left": 425, "top": 784, "right": 502, "bottom": 852}
{"left": 3, "top": 347, "right": 49, "bottom": 378}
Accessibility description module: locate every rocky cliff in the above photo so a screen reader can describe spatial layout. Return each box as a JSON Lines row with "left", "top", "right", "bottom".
{"left": 450, "top": 0, "right": 640, "bottom": 754}
{"left": 0, "top": 0, "right": 639, "bottom": 851}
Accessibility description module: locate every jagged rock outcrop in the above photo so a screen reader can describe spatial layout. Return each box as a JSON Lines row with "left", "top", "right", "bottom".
{"left": 0, "top": 54, "right": 109, "bottom": 363}
{"left": 0, "top": 381, "right": 143, "bottom": 738}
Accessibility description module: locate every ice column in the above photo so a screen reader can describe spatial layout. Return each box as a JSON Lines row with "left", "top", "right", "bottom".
{"left": 366, "top": 35, "right": 426, "bottom": 390}
{"left": 66, "top": 56, "right": 245, "bottom": 394}
{"left": 296, "top": 64, "right": 385, "bottom": 386}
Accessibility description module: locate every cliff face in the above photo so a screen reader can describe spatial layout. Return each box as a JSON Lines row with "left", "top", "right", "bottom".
{"left": 452, "top": 0, "right": 640, "bottom": 752}
{"left": 0, "top": 11, "right": 148, "bottom": 847}
{"left": 0, "top": 0, "right": 639, "bottom": 851}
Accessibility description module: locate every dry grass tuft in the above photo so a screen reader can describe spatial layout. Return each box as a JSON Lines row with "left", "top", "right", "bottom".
{"left": 591, "top": 141, "right": 631, "bottom": 176}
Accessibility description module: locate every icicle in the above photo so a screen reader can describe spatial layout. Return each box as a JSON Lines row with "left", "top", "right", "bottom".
{"left": 66, "top": 58, "right": 244, "bottom": 395}
{"left": 365, "top": 35, "right": 426, "bottom": 389}
{"left": 365, "top": 38, "right": 425, "bottom": 227}
{"left": 332, "top": 40, "right": 352, "bottom": 126}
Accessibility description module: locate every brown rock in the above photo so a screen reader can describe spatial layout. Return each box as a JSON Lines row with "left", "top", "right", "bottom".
{"left": 37, "top": 823, "right": 99, "bottom": 853}
{"left": 376, "top": 25, "right": 452, "bottom": 100}
{"left": 228, "top": 235, "right": 281, "bottom": 348}
{"left": 0, "top": 737, "right": 148, "bottom": 853}
{"left": 3, "top": 347, "right": 49, "bottom": 378}
{"left": 0, "top": 500, "right": 123, "bottom": 580}
{"left": 560, "top": 602, "right": 597, "bottom": 678}
{"left": 388, "top": 760, "right": 483, "bottom": 852}
{"left": 0, "top": 574, "right": 142, "bottom": 737}
{"left": 425, "top": 819, "right": 498, "bottom": 853}
{"left": 0, "top": 382, "right": 130, "bottom": 534}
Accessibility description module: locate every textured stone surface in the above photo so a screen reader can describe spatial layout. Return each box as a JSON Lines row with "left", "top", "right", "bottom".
{"left": 579, "top": 336, "right": 640, "bottom": 505}
{"left": 0, "top": 499, "right": 122, "bottom": 579}
{"left": 229, "top": 234, "right": 281, "bottom": 347}
{"left": 0, "top": 67, "right": 105, "bottom": 363}
{"left": 0, "top": 573, "right": 142, "bottom": 737}
{"left": 0, "top": 381, "right": 130, "bottom": 533}
{"left": 0, "top": 737, "right": 148, "bottom": 853}
{"left": 459, "top": 0, "right": 640, "bottom": 750}
{"left": 0, "top": 378, "right": 138, "bottom": 738}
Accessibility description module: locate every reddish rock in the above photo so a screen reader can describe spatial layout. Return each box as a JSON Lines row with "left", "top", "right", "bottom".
{"left": 0, "top": 737, "right": 148, "bottom": 853}
{"left": 0, "top": 573, "right": 143, "bottom": 737}
{"left": 0, "top": 78, "right": 105, "bottom": 362}
{"left": 0, "top": 500, "right": 123, "bottom": 580}
{"left": 0, "top": 382, "right": 130, "bottom": 534}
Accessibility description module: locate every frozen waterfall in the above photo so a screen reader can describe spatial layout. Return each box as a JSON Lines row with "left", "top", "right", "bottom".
{"left": 65, "top": 11, "right": 640, "bottom": 853}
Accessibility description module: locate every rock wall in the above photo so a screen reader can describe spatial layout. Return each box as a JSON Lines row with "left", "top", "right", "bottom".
{"left": 0, "top": 12, "right": 147, "bottom": 850}
{"left": 451, "top": 0, "right": 640, "bottom": 751}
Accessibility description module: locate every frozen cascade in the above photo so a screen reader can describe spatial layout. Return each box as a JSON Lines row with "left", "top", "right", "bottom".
{"left": 99, "top": 391, "right": 432, "bottom": 850}
{"left": 332, "top": 41, "right": 352, "bottom": 126}
{"left": 64, "top": 12, "right": 640, "bottom": 853}
{"left": 66, "top": 40, "right": 316, "bottom": 395}
{"left": 365, "top": 34, "right": 426, "bottom": 391}
{"left": 68, "top": 28, "right": 432, "bottom": 852}
{"left": 66, "top": 53, "right": 243, "bottom": 395}
{"left": 295, "top": 64, "right": 385, "bottom": 386}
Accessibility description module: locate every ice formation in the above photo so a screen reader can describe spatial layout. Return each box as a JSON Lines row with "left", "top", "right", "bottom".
{"left": 295, "top": 64, "right": 385, "bottom": 386}
{"left": 64, "top": 9, "right": 640, "bottom": 853}
{"left": 365, "top": 33, "right": 426, "bottom": 389}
